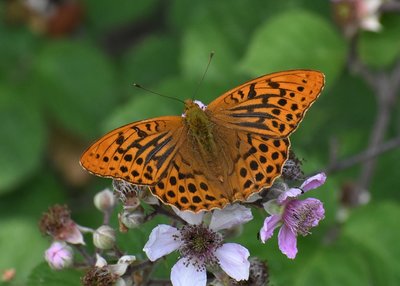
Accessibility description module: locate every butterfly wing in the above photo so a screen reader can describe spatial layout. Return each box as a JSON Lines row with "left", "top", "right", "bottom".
{"left": 80, "top": 116, "right": 185, "bottom": 185}
{"left": 207, "top": 70, "right": 325, "bottom": 138}
{"left": 213, "top": 126, "right": 290, "bottom": 202}
{"left": 203, "top": 70, "right": 324, "bottom": 205}
{"left": 151, "top": 138, "right": 231, "bottom": 212}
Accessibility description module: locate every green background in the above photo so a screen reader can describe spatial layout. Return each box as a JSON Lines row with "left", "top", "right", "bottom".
{"left": 1, "top": 0, "right": 399, "bottom": 285}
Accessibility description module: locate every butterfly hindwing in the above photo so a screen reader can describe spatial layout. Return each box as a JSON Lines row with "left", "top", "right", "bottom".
{"left": 213, "top": 126, "right": 290, "bottom": 202}
{"left": 152, "top": 148, "right": 230, "bottom": 212}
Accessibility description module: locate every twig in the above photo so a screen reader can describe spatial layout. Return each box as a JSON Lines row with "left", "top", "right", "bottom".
{"left": 324, "top": 136, "right": 400, "bottom": 174}
{"left": 73, "top": 244, "right": 95, "bottom": 265}
{"left": 346, "top": 34, "right": 400, "bottom": 205}
{"left": 130, "top": 259, "right": 154, "bottom": 272}
{"left": 380, "top": 1, "right": 400, "bottom": 13}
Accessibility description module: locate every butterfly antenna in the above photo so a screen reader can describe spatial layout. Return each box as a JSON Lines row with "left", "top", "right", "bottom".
{"left": 191, "top": 51, "right": 215, "bottom": 99}
{"left": 133, "top": 83, "right": 185, "bottom": 104}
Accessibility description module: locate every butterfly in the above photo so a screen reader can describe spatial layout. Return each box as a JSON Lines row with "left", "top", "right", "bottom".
{"left": 80, "top": 70, "right": 325, "bottom": 213}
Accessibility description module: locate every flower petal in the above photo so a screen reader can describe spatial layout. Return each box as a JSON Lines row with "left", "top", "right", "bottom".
{"left": 215, "top": 243, "right": 250, "bottom": 281}
{"left": 246, "top": 192, "right": 262, "bottom": 203}
{"left": 61, "top": 222, "right": 85, "bottom": 245}
{"left": 277, "top": 188, "right": 303, "bottom": 204}
{"left": 110, "top": 255, "right": 136, "bottom": 276}
{"left": 300, "top": 173, "right": 326, "bottom": 192}
{"left": 172, "top": 206, "right": 204, "bottom": 225}
{"left": 171, "top": 258, "right": 207, "bottom": 286}
{"left": 143, "top": 224, "right": 181, "bottom": 261}
{"left": 209, "top": 204, "right": 253, "bottom": 231}
{"left": 260, "top": 214, "right": 281, "bottom": 243}
{"left": 95, "top": 254, "right": 107, "bottom": 267}
{"left": 278, "top": 225, "right": 297, "bottom": 259}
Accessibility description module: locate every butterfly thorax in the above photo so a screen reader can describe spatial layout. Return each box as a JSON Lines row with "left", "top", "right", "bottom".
{"left": 183, "top": 99, "right": 217, "bottom": 157}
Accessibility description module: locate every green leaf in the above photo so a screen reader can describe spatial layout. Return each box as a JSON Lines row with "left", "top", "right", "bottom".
{"left": 120, "top": 35, "right": 180, "bottom": 94}
{"left": 31, "top": 41, "right": 118, "bottom": 139}
{"left": 27, "top": 263, "right": 82, "bottom": 286}
{"left": 0, "top": 218, "right": 48, "bottom": 283}
{"left": 293, "top": 241, "right": 371, "bottom": 286}
{"left": 240, "top": 10, "right": 346, "bottom": 86}
{"left": 0, "top": 85, "right": 46, "bottom": 193}
{"left": 84, "top": 0, "right": 159, "bottom": 34}
{"left": 343, "top": 201, "right": 400, "bottom": 284}
{"left": 181, "top": 23, "right": 238, "bottom": 82}
{"left": 0, "top": 173, "right": 66, "bottom": 218}
{"left": 358, "top": 14, "right": 400, "bottom": 68}
{"left": 0, "top": 25, "right": 39, "bottom": 83}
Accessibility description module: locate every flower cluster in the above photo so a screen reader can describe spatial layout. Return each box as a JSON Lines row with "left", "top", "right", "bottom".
{"left": 39, "top": 168, "right": 327, "bottom": 285}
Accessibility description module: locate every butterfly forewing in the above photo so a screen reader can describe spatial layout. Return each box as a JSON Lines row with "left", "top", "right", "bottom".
{"left": 80, "top": 116, "right": 184, "bottom": 185}
{"left": 207, "top": 70, "right": 325, "bottom": 138}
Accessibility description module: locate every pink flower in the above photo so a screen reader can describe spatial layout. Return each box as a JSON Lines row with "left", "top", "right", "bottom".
{"left": 143, "top": 204, "right": 252, "bottom": 286}
{"left": 45, "top": 241, "right": 73, "bottom": 270}
{"left": 260, "top": 173, "right": 326, "bottom": 259}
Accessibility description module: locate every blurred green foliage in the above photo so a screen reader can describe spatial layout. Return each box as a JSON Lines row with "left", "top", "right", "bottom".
{"left": 0, "top": 0, "right": 399, "bottom": 285}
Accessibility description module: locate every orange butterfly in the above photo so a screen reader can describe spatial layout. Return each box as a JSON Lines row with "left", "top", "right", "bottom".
{"left": 81, "top": 70, "right": 325, "bottom": 212}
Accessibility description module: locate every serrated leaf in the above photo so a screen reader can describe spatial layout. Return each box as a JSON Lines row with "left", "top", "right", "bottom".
{"left": 0, "top": 85, "right": 45, "bottom": 193}
{"left": 240, "top": 10, "right": 346, "bottom": 86}
{"left": 31, "top": 41, "right": 118, "bottom": 139}
{"left": 27, "top": 263, "right": 82, "bottom": 286}
{"left": 358, "top": 14, "right": 400, "bottom": 68}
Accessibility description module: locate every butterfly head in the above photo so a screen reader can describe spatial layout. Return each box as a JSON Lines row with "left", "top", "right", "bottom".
{"left": 182, "top": 99, "right": 207, "bottom": 117}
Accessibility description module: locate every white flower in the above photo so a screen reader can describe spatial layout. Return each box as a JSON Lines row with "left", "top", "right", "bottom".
{"left": 143, "top": 204, "right": 252, "bottom": 286}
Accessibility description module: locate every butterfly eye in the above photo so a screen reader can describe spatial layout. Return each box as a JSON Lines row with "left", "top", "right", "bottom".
{"left": 193, "top": 100, "right": 207, "bottom": 110}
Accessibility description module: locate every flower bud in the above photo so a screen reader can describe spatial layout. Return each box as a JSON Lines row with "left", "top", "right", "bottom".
{"left": 44, "top": 241, "right": 73, "bottom": 270}
{"left": 93, "top": 225, "right": 116, "bottom": 250}
{"left": 94, "top": 188, "right": 116, "bottom": 212}
{"left": 119, "top": 208, "right": 145, "bottom": 230}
